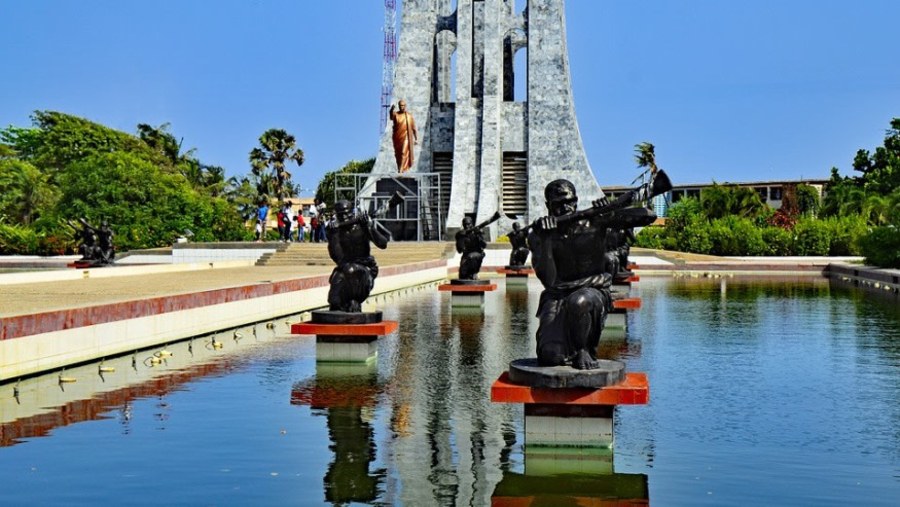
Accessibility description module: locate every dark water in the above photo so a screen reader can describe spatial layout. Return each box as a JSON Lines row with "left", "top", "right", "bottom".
{"left": 0, "top": 277, "right": 898, "bottom": 506}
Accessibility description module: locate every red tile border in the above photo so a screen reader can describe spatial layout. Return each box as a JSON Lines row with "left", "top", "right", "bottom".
{"left": 0, "top": 259, "right": 446, "bottom": 341}
{"left": 437, "top": 283, "right": 498, "bottom": 292}
{"left": 290, "top": 321, "right": 399, "bottom": 336}
{"left": 613, "top": 298, "right": 642, "bottom": 310}
{"left": 490, "top": 371, "right": 649, "bottom": 405}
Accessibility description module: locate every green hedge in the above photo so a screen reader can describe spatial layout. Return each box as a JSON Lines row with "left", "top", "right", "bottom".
{"left": 859, "top": 226, "right": 900, "bottom": 268}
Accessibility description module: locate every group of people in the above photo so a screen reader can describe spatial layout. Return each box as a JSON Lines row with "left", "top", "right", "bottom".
{"left": 255, "top": 201, "right": 328, "bottom": 243}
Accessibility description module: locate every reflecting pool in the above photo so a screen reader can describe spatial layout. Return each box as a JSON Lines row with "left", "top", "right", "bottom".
{"left": 1, "top": 277, "right": 898, "bottom": 506}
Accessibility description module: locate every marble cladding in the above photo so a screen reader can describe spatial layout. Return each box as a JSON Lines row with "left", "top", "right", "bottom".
{"left": 372, "top": 0, "right": 604, "bottom": 240}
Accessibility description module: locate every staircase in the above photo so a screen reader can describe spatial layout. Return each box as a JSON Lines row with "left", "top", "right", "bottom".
{"left": 256, "top": 241, "right": 454, "bottom": 267}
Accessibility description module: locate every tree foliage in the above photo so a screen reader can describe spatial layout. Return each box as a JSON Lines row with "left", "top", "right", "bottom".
{"left": 0, "top": 111, "right": 251, "bottom": 253}
{"left": 249, "top": 129, "right": 304, "bottom": 202}
{"left": 700, "top": 183, "right": 766, "bottom": 220}
{"left": 0, "top": 159, "right": 59, "bottom": 225}
{"left": 315, "top": 158, "right": 376, "bottom": 211}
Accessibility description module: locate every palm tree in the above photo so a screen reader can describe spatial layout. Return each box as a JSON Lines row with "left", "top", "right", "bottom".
{"left": 633, "top": 142, "right": 659, "bottom": 182}
{"left": 249, "top": 129, "right": 304, "bottom": 201}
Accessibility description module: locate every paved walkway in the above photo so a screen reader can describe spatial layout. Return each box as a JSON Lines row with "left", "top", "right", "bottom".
{"left": 0, "top": 265, "right": 333, "bottom": 318}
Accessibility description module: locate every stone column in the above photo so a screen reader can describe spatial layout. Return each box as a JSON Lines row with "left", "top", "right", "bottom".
{"left": 475, "top": 0, "right": 505, "bottom": 236}
{"left": 372, "top": 0, "right": 438, "bottom": 176}
{"left": 526, "top": 0, "right": 605, "bottom": 219}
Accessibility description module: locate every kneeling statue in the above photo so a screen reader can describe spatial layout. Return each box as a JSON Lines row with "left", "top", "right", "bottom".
{"left": 326, "top": 200, "right": 391, "bottom": 312}
{"left": 528, "top": 173, "right": 669, "bottom": 369}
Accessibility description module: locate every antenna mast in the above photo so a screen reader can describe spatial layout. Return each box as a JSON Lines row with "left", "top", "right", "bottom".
{"left": 381, "top": 0, "right": 397, "bottom": 132}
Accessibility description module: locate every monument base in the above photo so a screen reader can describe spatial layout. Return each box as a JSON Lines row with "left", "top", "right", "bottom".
{"left": 497, "top": 267, "right": 534, "bottom": 286}
{"left": 491, "top": 367, "right": 648, "bottom": 449}
{"left": 605, "top": 297, "right": 641, "bottom": 336}
{"left": 438, "top": 279, "right": 498, "bottom": 308}
{"left": 526, "top": 403, "right": 615, "bottom": 448}
{"left": 291, "top": 311, "right": 398, "bottom": 363}
{"left": 612, "top": 272, "right": 640, "bottom": 286}
{"left": 68, "top": 260, "right": 103, "bottom": 269}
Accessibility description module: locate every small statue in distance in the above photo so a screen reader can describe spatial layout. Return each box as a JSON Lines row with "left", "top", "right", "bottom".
{"left": 604, "top": 227, "right": 637, "bottom": 278}
{"left": 325, "top": 200, "right": 391, "bottom": 312}
{"left": 74, "top": 218, "right": 115, "bottom": 266}
{"left": 455, "top": 212, "right": 501, "bottom": 280}
{"left": 528, "top": 172, "right": 669, "bottom": 370}
{"left": 506, "top": 222, "right": 530, "bottom": 268}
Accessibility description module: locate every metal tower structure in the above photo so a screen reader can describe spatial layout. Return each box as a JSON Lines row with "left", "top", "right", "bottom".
{"left": 380, "top": 0, "right": 397, "bottom": 131}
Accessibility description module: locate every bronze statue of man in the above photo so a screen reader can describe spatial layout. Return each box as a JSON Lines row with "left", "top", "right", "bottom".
{"left": 604, "top": 227, "right": 637, "bottom": 278}
{"left": 506, "top": 222, "right": 530, "bottom": 267}
{"left": 97, "top": 220, "right": 115, "bottom": 265}
{"left": 529, "top": 180, "right": 656, "bottom": 370}
{"left": 326, "top": 200, "right": 391, "bottom": 312}
{"left": 455, "top": 216, "right": 487, "bottom": 280}
{"left": 389, "top": 100, "right": 418, "bottom": 173}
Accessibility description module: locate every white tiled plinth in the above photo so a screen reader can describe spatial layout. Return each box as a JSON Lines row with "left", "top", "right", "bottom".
{"left": 315, "top": 340, "right": 378, "bottom": 363}
{"left": 451, "top": 293, "right": 485, "bottom": 308}
{"left": 525, "top": 414, "right": 614, "bottom": 448}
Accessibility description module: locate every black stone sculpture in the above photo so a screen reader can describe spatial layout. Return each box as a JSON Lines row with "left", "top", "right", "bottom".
{"left": 74, "top": 218, "right": 115, "bottom": 266}
{"left": 455, "top": 212, "right": 501, "bottom": 280}
{"left": 506, "top": 222, "right": 530, "bottom": 268}
{"left": 527, "top": 171, "right": 671, "bottom": 370}
{"left": 603, "top": 227, "right": 637, "bottom": 279}
{"left": 324, "top": 200, "right": 391, "bottom": 312}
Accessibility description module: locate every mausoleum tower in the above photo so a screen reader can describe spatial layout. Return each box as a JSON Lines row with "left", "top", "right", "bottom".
{"left": 371, "top": 0, "right": 604, "bottom": 238}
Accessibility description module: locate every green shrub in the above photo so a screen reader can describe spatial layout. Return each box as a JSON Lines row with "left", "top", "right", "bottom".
{"left": 793, "top": 218, "right": 832, "bottom": 256}
{"left": 858, "top": 226, "right": 900, "bottom": 268}
{"left": 761, "top": 227, "right": 794, "bottom": 256}
{"left": 708, "top": 216, "right": 767, "bottom": 256}
{"left": 635, "top": 226, "right": 667, "bottom": 249}
{"left": 824, "top": 215, "right": 867, "bottom": 256}
{"left": 0, "top": 222, "right": 40, "bottom": 254}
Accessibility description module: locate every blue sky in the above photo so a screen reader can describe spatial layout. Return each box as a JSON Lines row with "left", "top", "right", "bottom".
{"left": 1, "top": 0, "right": 898, "bottom": 192}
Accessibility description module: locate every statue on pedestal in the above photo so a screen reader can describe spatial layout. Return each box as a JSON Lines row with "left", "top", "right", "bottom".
{"left": 389, "top": 100, "right": 418, "bottom": 173}
{"left": 455, "top": 212, "right": 500, "bottom": 280}
{"left": 325, "top": 200, "right": 391, "bottom": 312}
{"left": 506, "top": 222, "right": 530, "bottom": 268}
{"left": 604, "top": 227, "right": 637, "bottom": 278}
{"left": 528, "top": 172, "right": 670, "bottom": 369}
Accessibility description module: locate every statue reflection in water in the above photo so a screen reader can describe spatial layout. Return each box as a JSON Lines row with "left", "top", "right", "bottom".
{"left": 290, "top": 364, "right": 386, "bottom": 504}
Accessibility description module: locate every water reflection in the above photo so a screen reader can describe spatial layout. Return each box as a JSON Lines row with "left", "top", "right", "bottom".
{"left": 0, "top": 331, "right": 253, "bottom": 447}
{"left": 492, "top": 466, "right": 649, "bottom": 506}
{"left": 290, "top": 362, "right": 386, "bottom": 504}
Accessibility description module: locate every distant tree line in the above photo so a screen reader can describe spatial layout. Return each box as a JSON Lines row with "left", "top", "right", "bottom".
{"left": 0, "top": 111, "right": 255, "bottom": 253}
{"left": 636, "top": 118, "right": 900, "bottom": 267}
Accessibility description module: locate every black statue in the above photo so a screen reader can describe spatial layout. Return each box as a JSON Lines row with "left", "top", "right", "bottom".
{"left": 605, "top": 227, "right": 637, "bottom": 278}
{"left": 528, "top": 172, "right": 670, "bottom": 370}
{"left": 74, "top": 218, "right": 115, "bottom": 266}
{"left": 455, "top": 212, "right": 500, "bottom": 280}
{"left": 506, "top": 222, "right": 530, "bottom": 268}
{"left": 325, "top": 200, "right": 391, "bottom": 312}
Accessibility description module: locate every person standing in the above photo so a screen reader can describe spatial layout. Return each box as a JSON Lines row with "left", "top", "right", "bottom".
{"left": 282, "top": 202, "right": 294, "bottom": 242}
{"left": 256, "top": 201, "right": 269, "bottom": 242}
{"left": 310, "top": 215, "right": 320, "bottom": 243}
{"left": 390, "top": 99, "right": 418, "bottom": 173}
{"left": 296, "top": 213, "right": 306, "bottom": 242}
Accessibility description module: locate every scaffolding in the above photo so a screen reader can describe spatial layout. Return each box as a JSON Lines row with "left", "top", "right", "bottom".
{"left": 332, "top": 172, "right": 447, "bottom": 241}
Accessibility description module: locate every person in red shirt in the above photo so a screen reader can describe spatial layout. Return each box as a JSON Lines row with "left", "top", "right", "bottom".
{"left": 310, "top": 215, "right": 319, "bottom": 243}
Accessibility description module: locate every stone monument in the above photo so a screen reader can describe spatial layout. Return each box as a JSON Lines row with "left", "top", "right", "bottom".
{"left": 371, "top": 0, "right": 606, "bottom": 239}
